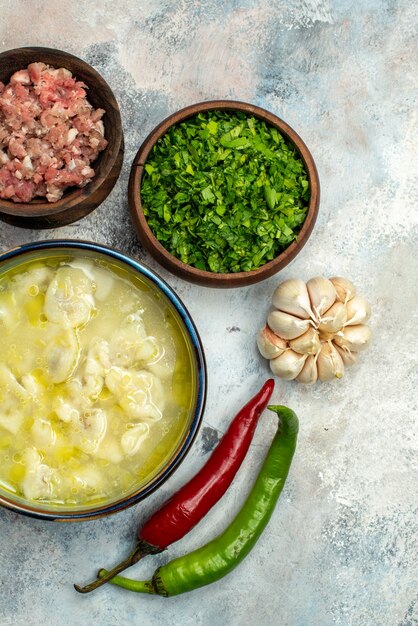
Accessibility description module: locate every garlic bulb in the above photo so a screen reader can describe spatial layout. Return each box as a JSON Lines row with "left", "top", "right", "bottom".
{"left": 345, "top": 296, "right": 371, "bottom": 326}
{"left": 306, "top": 277, "right": 337, "bottom": 318}
{"left": 258, "top": 275, "right": 371, "bottom": 384}
{"left": 296, "top": 355, "right": 318, "bottom": 384}
{"left": 272, "top": 279, "right": 314, "bottom": 319}
{"left": 267, "top": 310, "right": 312, "bottom": 340}
{"left": 289, "top": 327, "right": 321, "bottom": 355}
{"left": 257, "top": 325, "right": 287, "bottom": 359}
{"left": 316, "top": 342, "right": 344, "bottom": 381}
{"left": 270, "top": 350, "right": 307, "bottom": 380}
{"left": 330, "top": 277, "right": 356, "bottom": 304}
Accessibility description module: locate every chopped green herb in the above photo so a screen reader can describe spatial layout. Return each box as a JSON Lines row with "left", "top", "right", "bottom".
{"left": 141, "top": 110, "right": 310, "bottom": 273}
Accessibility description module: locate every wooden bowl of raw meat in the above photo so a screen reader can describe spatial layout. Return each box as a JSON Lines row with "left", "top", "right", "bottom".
{"left": 0, "top": 47, "right": 123, "bottom": 229}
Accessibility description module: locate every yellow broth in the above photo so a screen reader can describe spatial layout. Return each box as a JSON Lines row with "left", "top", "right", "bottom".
{"left": 0, "top": 252, "right": 197, "bottom": 507}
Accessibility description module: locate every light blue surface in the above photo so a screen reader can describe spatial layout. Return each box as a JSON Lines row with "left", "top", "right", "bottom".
{"left": 0, "top": 1, "right": 417, "bottom": 625}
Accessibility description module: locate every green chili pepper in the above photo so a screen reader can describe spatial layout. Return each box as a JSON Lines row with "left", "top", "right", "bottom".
{"left": 98, "top": 405, "right": 298, "bottom": 597}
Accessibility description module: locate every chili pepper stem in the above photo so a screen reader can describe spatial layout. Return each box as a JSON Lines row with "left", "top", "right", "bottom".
{"left": 98, "top": 569, "right": 157, "bottom": 595}
{"left": 74, "top": 541, "right": 161, "bottom": 594}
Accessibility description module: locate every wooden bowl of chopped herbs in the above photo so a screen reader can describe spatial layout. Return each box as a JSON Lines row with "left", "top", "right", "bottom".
{"left": 129, "top": 101, "right": 319, "bottom": 287}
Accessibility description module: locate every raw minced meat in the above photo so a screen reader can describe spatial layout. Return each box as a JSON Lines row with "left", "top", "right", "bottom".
{"left": 0, "top": 62, "right": 108, "bottom": 203}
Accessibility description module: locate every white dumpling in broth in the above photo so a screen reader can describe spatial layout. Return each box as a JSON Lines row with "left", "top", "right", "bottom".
{"left": 44, "top": 266, "right": 95, "bottom": 327}
{"left": 108, "top": 324, "right": 162, "bottom": 369}
{"left": 108, "top": 332, "right": 144, "bottom": 368}
{"left": 121, "top": 423, "right": 150, "bottom": 457}
{"left": 70, "top": 408, "right": 107, "bottom": 454}
{"left": 81, "top": 338, "right": 111, "bottom": 398}
{"left": 146, "top": 356, "right": 175, "bottom": 381}
{"left": 90, "top": 266, "right": 115, "bottom": 302}
{"left": 53, "top": 395, "right": 80, "bottom": 424}
{"left": 71, "top": 464, "right": 104, "bottom": 493}
{"left": 94, "top": 437, "right": 124, "bottom": 464}
{"left": 0, "top": 364, "right": 30, "bottom": 434}
{"left": 105, "top": 367, "right": 164, "bottom": 422}
{"left": 44, "top": 324, "right": 80, "bottom": 383}
{"left": 21, "top": 447, "right": 56, "bottom": 501}
{"left": 21, "top": 373, "right": 45, "bottom": 396}
{"left": 66, "top": 260, "right": 116, "bottom": 303}
{"left": 31, "top": 418, "right": 56, "bottom": 448}
{"left": 12, "top": 265, "right": 54, "bottom": 296}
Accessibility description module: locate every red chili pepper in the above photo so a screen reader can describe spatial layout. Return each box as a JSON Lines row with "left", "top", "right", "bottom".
{"left": 75, "top": 379, "right": 275, "bottom": 593}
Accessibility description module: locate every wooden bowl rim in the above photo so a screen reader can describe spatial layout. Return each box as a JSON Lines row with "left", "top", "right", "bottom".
{"left": 129, "top": 100, "right": 320, "bottom": 287}
{"left": 0, "top": 46, "right": 123, "bottom": 219}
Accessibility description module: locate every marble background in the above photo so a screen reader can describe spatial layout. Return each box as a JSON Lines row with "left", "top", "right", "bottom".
{"left": 0, "top": 1, "right": 417, "bottom": 625}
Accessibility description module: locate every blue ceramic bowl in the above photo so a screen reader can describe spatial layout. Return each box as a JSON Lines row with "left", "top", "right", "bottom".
{"left": 0, "top": 240, "right": 206, "bottom": 521}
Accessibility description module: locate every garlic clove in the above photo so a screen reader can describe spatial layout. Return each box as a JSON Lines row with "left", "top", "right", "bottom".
{"left": 345, "top": 296, "right": 371, "bottom": 326}
{"left": 306, "top": 277, "right": 337, "bottom": 319}
{"left": 317, "top": 301, "right": 347, "bottom": 334}
{"left": 330, "top": 277, "right": 356, "bottom": 304}
{"left": 257, "top": 325, "right": 288, "bottom": 359}
{"left": 296, "top": 355, "right": 318, "bottom": 384}
{"left": 270, "top": 350, "right": 307, "bottom": 380}
{"left": 267, "top": 310, "right": 312, "bottom": 340}
{"left": 333, "top": 324, "right": 371, "bottom": 352}
{"left": 335, "top": 344, "right": 358, "bottom": 366}
{"left": 316, "top": 342, "right": 345, "bottom": 381}
{"left": 272, "top": 279, "right": 315, "bottom": 320}
{"left": 289, "top": 327, "right": 321, "bottom": 355}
